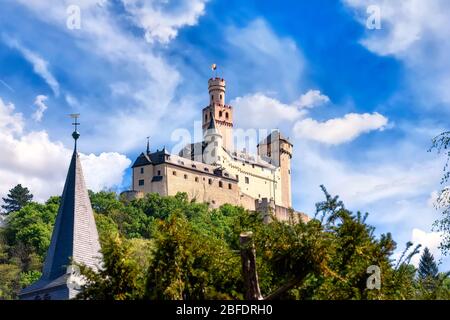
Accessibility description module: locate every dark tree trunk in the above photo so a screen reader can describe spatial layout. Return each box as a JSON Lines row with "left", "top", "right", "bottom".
{"left": 240, "top": 232, "right": 263, "bottom": 300}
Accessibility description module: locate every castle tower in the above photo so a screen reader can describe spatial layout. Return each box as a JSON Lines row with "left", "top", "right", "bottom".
{"left": 257, "top": 130, "right": 293, "bottom": 208}
{"left": 19, "top": 119, "right": 102, "bottom": 300}
{"left": 202, "top": 77, "right": 234, "bottom": 151}
{"left": 203, "top": 114, "right": 222, "bottom": 165}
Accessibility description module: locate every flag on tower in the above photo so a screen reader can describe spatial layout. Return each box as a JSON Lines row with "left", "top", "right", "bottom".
{"left": 211, "top": 63, "right": 217, "bottom": 71}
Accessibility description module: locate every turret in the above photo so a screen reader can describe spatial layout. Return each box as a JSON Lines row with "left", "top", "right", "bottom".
{"left": 257, "top": 130, "right": 293, "bottom": 208}
{"left": 202, "top": 76, "right": 234, "bottom": 151}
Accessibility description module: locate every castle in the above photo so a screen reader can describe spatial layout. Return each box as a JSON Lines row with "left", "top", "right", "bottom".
{"left": 125, "top": 76, "right": 306, "bottom": 222}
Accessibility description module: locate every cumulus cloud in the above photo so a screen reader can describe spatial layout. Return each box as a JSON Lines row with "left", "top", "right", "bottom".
{"left": 293, "top": 112, "right": 388, "bottom": 145}
{"left": 410, "top": 228, "right": 444, "bottom": 267}
{"left": 121, "top": 0, "right": 208, "bottom": 44}
{"left": 3, "top": 36, "right": 60, "bottom": 96}
{"left": 0, "top": 97, "right": 131, "bottom": 202}
{"left": 232, "top": 94, "right": 303, "bottom": 129}
{"left": 32, "top": 95, "right": 48, "bottom": 122}
{"left": 232, "top": 90, "right": 329, "bottom": 129}
{"left": 296, "top": 90, "right": 330, "bottom": 109}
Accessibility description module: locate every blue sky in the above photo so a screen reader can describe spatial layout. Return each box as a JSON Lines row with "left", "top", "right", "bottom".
{"left": 1, "top": 0, "right": 450, "bottom": 269}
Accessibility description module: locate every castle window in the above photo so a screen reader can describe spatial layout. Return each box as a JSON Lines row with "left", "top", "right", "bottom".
{"left": 228, "top": 183, "right": 232, "bottom": 190}
{"left": 204, "top": 168, "right": 209, "bottom": 172}
{"left": 140, "top": 167, "right": 144, "bottom": 174}
{"left": 192, "top": 164, "right": 197, "bottom": 168}
{"left": 219, "top": 111, "right": 223, "bottom": 117}
{"left": 195, "top": 177, "right": 199, "bottom": 182}
{"left": 252, "top": 164, "right": 255, "bottom": 168}
{"left": 225, "top": 112, "right": 229, "bottom": 119}
{"left": 157, "top": 170, "right": 161, "bottom": 176}
{"left": 288, "top": 169, "right": 291, "bottom": 174}
{"left": 220, "top": 94, "right": 222, "bottom": 100}
{"left": 245, "top": 177, "right": 249, "bottom": 184}
{"left": 138, "top": 179, "right": 145, "bottom": 186}
{"left": 208, "top": 178, "right": 212, "bottom": 185}
{"left": 172, "top": 171, "right": 177, "bottom": 176}
{"left": 184, "top": 174, "right": 188, "bottom": 180}
{"left": 211, "top": 95, "right": 213, "bottom": 101}
{"left": 205, "top": 114, "right": 208, "bottom": 121}
{"left": 219, "top": 181, "right": 223, "bottom": 188}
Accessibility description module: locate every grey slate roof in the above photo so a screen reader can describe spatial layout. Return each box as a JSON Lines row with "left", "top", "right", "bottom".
{"left": 20, "top": 150, "right": 103, "bottom": 299}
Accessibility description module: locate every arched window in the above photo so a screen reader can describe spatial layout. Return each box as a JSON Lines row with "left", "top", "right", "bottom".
{"left": 225, "top": 112, "right": 229, "bottom": 119}
{"left": 219, "top": 111, "right": 223, "bottom": 117}
{"left": 220, "top": 94, "right": 222, "bottom": 100}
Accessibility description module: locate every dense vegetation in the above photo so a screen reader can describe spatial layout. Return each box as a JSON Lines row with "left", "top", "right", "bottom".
{"left": 1, "top": 184, "right": 450, "bottom": 300}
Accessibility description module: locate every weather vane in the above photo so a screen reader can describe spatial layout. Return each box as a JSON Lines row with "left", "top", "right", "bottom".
{"left": 69, "top": 113, "right": 81, "bottom": 149}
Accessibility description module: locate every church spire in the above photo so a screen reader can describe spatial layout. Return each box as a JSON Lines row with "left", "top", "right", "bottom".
{"left": 20, "top": 116, "right": 102, "bottom": 300}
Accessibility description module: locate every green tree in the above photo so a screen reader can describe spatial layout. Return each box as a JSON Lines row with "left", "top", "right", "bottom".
{"left": 1, "top": 184, "right": 33, "bottom": 214}
{"left": 418, "top": 247, "right": 439, "bottom": 281}
{"left": 146, "top": 210, "right": 242, "bottom": 300}
{"left": 76, "top": 235, "right": 151, "bottom": 300}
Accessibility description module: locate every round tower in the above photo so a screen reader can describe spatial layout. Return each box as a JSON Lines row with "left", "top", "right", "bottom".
{"left": 203, "top": 77, "right": 234, "bottom": 151}
{"left": 208, "top": 77, "right": 226, "bottom": 106}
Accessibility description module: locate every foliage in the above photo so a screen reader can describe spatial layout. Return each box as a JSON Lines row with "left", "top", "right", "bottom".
{"left": 146, "top": 210, "right": 242, "bottom": 300}
{"left": 76, "top": 235, "right": 151, "bottom": 300}
{"left": 430, "top": 131, "right": 450, "bottom": 254}
{"left": 1, "top": 185, "right": 450, "bottom": 300}
{"left": 418, "top": 247, "right": 439, "bottom": 281}
{"left": 1, "top": 184, "right": 33, "bottom": 215}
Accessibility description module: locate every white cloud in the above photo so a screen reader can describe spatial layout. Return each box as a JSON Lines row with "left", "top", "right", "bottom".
{"left": 232, "top": 94, "right": 303, "bottom": 129}
{"left": 121, "top": 0, "right": 208, "bottom": 44}
{"left": 13, "top": 0, "right": 198, "bottom": 153}
{"left": 80, "top": 152, "right": 131, "bottom": 191}
{"left": 342, "top": 0, "right": 450, "bottom": 105}
{"left": 225, "top": 19, "right": 305, "bottom": 100}
{"left": 293, "top": 112, "right": 388, "bottom": 145}
{"left": 32, "top": 95, "right": 48, "bottom": 122}
{"left": 296, "top": 90, "right": 330, "bottom": 109}
{"left": 232, "top": 90, "right": 329, "bottom": 129}
{"left": 0, "top": 97, "right": 131, "bottom": 202}
{"left": 410, "top": 228, "right": 444, "bottom": 267}
{"left": 3, "top": 37, "right": 60, "bottom": 96}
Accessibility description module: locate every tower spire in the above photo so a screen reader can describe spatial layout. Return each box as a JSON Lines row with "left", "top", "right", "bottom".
{"left": 146, "top": 136, "right": 150, "bottom": 154}
{"left": 20, "top": 113, "right": 102, "bottom": 300}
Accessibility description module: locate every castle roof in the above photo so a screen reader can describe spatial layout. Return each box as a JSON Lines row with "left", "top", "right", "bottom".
{"left": 258, "top": 130, "right": 293, "bottom": 147}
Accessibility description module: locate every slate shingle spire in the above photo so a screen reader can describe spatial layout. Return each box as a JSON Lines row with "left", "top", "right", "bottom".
{"left": 19, "top": 117, "right": 102, "bottom": 300}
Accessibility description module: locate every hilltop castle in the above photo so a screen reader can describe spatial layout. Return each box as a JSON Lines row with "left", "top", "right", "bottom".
{"left": 124, "top": 77, "right": 306, "bottom": 221}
